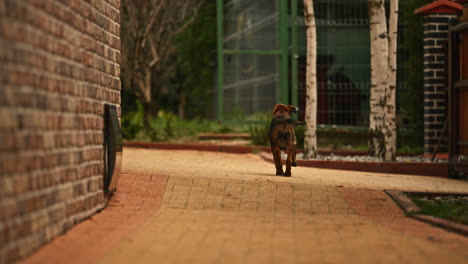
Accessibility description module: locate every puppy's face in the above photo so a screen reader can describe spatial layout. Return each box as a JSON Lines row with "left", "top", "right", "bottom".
{"left": 272, "top": 104, "right": 297, "bottom": 116}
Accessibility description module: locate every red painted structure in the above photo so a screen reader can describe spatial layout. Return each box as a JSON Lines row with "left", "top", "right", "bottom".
{"left": 414, "top": 0, "right": 462, "bottom": 15}
{"left": 448, "top": 1, "right": 468, "bottom": 178}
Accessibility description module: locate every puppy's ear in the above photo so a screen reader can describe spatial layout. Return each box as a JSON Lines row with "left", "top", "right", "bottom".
{"left": 272, "top": 104, "right": 280, "bottom": 115}
{"left": 288, "top": 105, "right": 297, "bottom": 113}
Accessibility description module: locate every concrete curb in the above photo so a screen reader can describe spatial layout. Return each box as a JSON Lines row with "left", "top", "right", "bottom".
{"left": 124, "top": 141, "right": 270, "bottom": 154}
{"left": 385, "top": 190, "right": 468, "bottom": 237}
{"left": 258, "top": 152, "right": 448, "bottom": 177}
{"left": 198, "top": 133, "right": 251, "bottom": 140}
{"left": 124, "top": 141, "right": 422, "bottom": 157}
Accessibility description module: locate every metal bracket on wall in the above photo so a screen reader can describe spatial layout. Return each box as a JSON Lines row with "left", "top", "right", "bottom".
{"left": 104, "top": 104, "right": 123, "bottom": 193}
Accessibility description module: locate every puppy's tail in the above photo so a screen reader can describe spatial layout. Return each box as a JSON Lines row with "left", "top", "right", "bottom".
{"left": 294, "top": 120, "right": 306, "bottom": 126}
{"left": 272, "top": 115, "right": 306, "bottom": 126}
{"left": 287, "top": 119, "right": 306, "bottom": 126}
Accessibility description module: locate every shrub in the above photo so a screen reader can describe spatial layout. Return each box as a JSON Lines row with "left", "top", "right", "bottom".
{"left": 295, "top": 125, "right": 305, "bottom": 148}
{"left": 121, "top": 102, "right": 144, "bottom": 140}
{"left": 248, "top": 114, "right": 271, "bottom": 146}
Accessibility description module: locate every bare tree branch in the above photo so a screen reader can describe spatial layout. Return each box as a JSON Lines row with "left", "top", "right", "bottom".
{"left": 142, "top": 0, "right": 169, "bottom": 40}
{"left": 148, "top": 38, "right": 160, "bottom": 67}
{"left": 121, "top": 0, "right": 207, "bottom": 125}
{"left": 121, "top": 0, "right": 139, "bottom": 37}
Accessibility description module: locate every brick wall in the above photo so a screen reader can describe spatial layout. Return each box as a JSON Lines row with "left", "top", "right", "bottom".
{"left": 0, "top": 0, "right": 121, "bottom": 262}
{"left": 422, "top": 13, "right": 457, "bottom": 154}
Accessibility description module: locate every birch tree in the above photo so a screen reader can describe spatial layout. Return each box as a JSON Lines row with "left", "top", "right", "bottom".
{"left": 385, "top": 0, "right": 399, "bottom": 161}
{"left": 368, "top": 0, "right": 389, "bottom": 159}
{"left": 121, "top": 0, "right": 205, "bottom": 127}
{"left": 303, "top": 0, "right": 318, "bottom": 159}
{"left": 367, "top": 0, "right": 399, "bottom": 161}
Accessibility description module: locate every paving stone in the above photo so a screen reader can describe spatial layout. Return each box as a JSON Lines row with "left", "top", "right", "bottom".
{"left": 21, "top": 148, "right": 468, "bottom": 264}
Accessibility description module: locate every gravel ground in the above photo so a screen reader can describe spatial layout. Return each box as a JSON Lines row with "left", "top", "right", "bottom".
{"left": 293, "top": 153, "right": 447, "bottom": 163}
{"left": 198, "top": 140, "right": 447, "bottom": 163}
{"left": 415, "top": 195, "right": 468, "bottom": 202}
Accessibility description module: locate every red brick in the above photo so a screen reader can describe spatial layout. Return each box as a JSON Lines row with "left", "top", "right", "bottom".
{"left": 0, "top": 225, "right": 10, "bottom": 248}
{"left": 0, "top": 198, "right": 19, "bottom": 221}
{"left": 4, "top": 246, "right": 20, "bottom": 264}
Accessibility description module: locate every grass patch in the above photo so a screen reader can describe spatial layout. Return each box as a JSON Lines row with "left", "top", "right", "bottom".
{"left": 248, "top": 114, "right": 271, "bottom": 146}
{"left": 122, "top": 102, "right": 252, "bottom": 142}
{"left": 248, "top": 119, "right": 422, "bottom": 153}
{"left": 121, "top": 105, "right": 423, "bottom": 153}
{"left": 408, "top": 194, "right": 468, "bottom": 225}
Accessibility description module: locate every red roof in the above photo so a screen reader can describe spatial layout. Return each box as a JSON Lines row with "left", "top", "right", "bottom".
{"left": 414, "top": 0, "right": 463, "bottom": 15}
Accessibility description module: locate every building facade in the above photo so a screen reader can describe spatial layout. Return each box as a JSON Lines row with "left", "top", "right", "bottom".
{"left": 0, "top": 0, "right": 121, "bottom": 262}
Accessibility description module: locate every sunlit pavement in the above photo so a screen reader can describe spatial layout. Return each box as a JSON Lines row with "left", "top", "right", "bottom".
{"left": 22, "top": 147, "right": 468, "bottom": 264}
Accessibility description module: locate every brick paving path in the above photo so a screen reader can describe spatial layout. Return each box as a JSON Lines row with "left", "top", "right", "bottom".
{"left": 19, "top": 173, "right": 168, "bottom": 264}
{"left": 23, "top": 148, "right": 468, "bottom": 263}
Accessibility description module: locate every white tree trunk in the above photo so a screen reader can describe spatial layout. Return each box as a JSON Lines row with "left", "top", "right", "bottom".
{"left": 368, "top": 0, "right": 388, "bottom": 159}
{"left": 303, "top": 0, "right": 317, "bottom": 159}
{"left": 385, "top": 0, "right": 399, "bottom": 161}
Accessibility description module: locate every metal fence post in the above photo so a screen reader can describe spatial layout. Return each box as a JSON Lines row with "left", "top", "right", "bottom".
{"left": 279, "top": 0, "right": 289, "bottom": 104}
{"left": 291, "top": 0, "right": 299, "bottom": 110}
{"left": 216, "top": 0, "right": 224, "bottom": 121}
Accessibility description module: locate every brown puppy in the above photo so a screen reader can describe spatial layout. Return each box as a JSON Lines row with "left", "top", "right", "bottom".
{"left": 269, "top": 104, "right": 304, "bottom": 176}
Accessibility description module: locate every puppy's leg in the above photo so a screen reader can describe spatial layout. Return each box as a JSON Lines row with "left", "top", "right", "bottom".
{"left": 284, "top": 149, "right": 292, "bottom": 177}
{"left": 291, "top": 143, "right": 297, "bottom": 167}
{"left": 272, "top": 147, "right": 284, "bottom": 175}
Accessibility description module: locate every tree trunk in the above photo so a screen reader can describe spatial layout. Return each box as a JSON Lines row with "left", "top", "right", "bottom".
{"left": 385, "top": 0, "right": 399, "bottom": 161}
{"left": 143, "top": 102, "right": 153, "bottom": 128}
{"left": 142, "top": 101, "right": 160, "bottom": 127}
{"left": 303, "top": 0, "right": 318, "bottom": 159}
{"left": 138, "top": 71, "right": 160, "bottom": 128}
{"left": 178, "top": 92, "right": 186, "bottom": 120}
{"left": 368, "top": 0, "right": 389, "bottom": 159}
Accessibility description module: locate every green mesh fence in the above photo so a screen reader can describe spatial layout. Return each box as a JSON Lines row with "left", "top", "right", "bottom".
{"left": 221, "top": 0, "right": 282, "bottom": 119}
{"left": 217, "top": 0, "right": 413, "bottom": 127}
